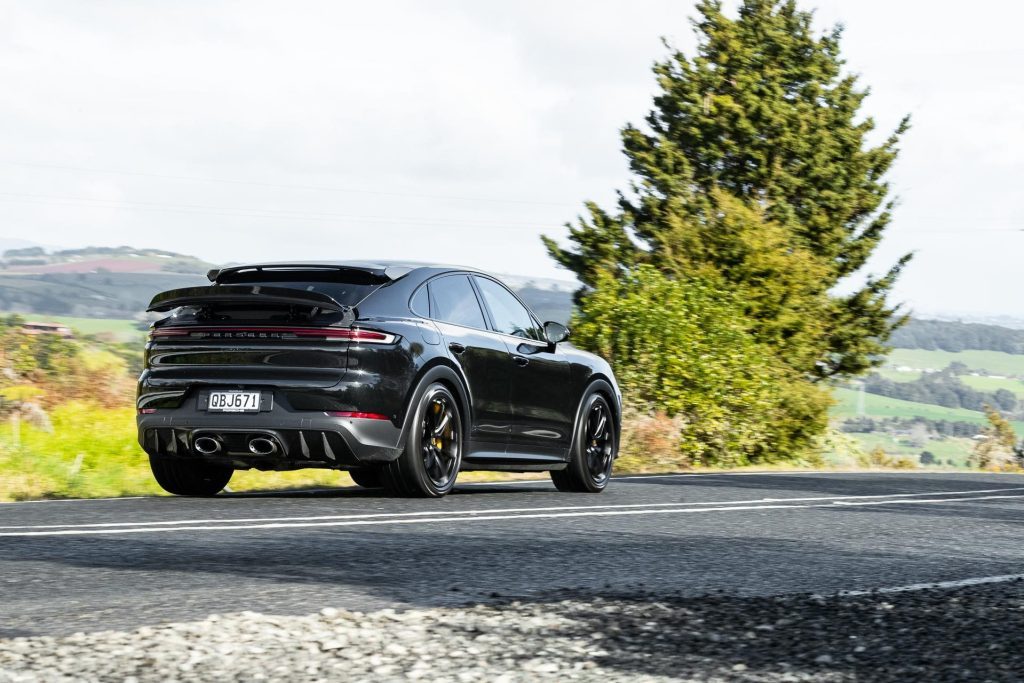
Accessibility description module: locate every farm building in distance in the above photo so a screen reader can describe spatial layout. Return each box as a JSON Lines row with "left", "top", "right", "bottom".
{"left": 20, "top": 322, "right": 73, "bottom": 338}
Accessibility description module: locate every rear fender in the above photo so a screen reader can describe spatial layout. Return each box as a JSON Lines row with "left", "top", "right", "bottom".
{"left": 396, "top": 362, "right": 472, "bottom": 452}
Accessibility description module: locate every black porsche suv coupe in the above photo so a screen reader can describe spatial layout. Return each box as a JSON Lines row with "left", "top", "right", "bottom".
{"left": 137, "top": 261, "right": 621, "bottom": 497}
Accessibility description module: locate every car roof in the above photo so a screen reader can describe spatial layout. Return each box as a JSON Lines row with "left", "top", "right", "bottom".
{"left": 208, "top": 260, "right": 485, "bottom": 283}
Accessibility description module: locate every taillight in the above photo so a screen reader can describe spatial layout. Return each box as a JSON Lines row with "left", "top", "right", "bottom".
{"left": 325, "top": 411, "right": 390, "bottom": 420}
{"left": 149, "top": 326, "right": 397, "bottom": 343}
{"left": 334, "top": 329, "right": 397, "bottom": 343}
{"left": 148, "top": 328, "right": 190, "bottom": 339}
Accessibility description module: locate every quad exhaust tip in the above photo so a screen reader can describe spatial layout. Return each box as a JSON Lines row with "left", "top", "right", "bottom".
{"left": 248, "top": 437, "right": 278, "bottom": 456}
{"left": 193, "top": 436, "right": 222, "bottom": 455}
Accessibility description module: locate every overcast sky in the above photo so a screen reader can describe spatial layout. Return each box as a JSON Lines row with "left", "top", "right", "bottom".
{"left": 1, "top": 1, "right": 1021, "bottom": 317}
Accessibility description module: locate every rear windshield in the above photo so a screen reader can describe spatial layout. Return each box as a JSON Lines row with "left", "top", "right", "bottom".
{"left": 215, "top": 270, "right": 383, "bottom": 307}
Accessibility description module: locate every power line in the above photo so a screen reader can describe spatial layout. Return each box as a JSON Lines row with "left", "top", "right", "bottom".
{"left": 0, "top": 160, "right": 578, "bottom": 208}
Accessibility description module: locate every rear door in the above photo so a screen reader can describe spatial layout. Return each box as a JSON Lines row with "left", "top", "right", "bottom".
{"left": 472, "top": 275, "right": 573, "bottom": 458}
{"left": 427, "top": 274, "right": 513, "bottom": 453}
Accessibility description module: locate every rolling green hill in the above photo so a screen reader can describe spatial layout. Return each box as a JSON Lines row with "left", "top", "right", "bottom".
{"left": 0, "top": 272, "right": 207, "bottom": 318}
{"left": 832, "top": 387, "right": 1024, "bottom": 433}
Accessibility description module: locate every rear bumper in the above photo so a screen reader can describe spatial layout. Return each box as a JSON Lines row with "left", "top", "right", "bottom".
{"left": 137, "top": 406, "right": 403, "bottom": 469}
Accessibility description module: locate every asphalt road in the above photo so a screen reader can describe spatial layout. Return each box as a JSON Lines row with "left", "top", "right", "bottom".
{"left": 3, "top": 472, "right": 1024, "bottom": 638}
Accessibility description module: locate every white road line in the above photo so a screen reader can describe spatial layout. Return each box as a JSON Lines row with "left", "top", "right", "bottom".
{"left": 461, "top": 471, "right": 1004, "bottom": 486}
{"left": 840, "top": 573, "right": 1024, "bottom": 596}
{"left": 2, "top": 492, "right": 1022, "bottom": 538}
{"left": 0, "top": 501, "right": 722, "bottom": 530}
{"left": 4, "top": 486, "right": 1024, "bottom": 531}
{"left": 458, "top": 471, "right": 839, "bottom": 486}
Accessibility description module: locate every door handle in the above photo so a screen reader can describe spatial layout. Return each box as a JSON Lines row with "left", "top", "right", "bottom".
{"left": 513, "top": 355, "right": 529, "bottom": 367}
{"left": 448, "top": 342, "right": 466, "bottom": 355}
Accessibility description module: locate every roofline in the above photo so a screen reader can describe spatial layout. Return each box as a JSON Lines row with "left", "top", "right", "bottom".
{"left": 207, "top": 261, "right": 487, "bottom": 283}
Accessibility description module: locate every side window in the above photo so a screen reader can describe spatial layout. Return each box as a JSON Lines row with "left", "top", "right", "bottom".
{"left": 474, "top": 277, "right": 542, "bottom": 340}
{"left": 410, "top": 285, "right": 429, "bottom": 317}
{"left": 429, "top": 275, "right": 486, "bottom": 329}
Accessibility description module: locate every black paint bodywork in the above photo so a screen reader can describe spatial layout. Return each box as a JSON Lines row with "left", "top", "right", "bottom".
{"left": 137, "top": 261, "right": 622, "bottom": 473}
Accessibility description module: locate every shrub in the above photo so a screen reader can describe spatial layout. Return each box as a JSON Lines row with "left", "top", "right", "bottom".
{"left": 857, "top": 445, "right": 916, "bottom": 470}
{"left": 572, "top": 266, "right": 831, "bottom": 466}
{"left": 616, "top": 408, "right": 691, "bottom": 472}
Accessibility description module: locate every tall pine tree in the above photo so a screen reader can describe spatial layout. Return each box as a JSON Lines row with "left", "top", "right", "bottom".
{"left": 544, "top": 0, "right": 910, "bottom": 381}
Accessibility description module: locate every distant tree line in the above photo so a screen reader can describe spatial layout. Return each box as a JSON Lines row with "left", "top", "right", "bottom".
{"left": 840, "top": 416, "right": 983, "bottom": 438}
{"left": 2, "top": 247, "right": 46, "bottom": 259}
{"left": 889, "top": 318, "right": 1024, "bottom": 354}
{"left": 863, "top": 367, "right": 1018, "bottom": 412}
{"left": 2, "top": 246, "right": 193, "bottom": 260}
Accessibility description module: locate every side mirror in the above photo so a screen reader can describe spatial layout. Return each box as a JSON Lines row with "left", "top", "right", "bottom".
{"left": 543, "top": 321, "right": 570, "bottom": 345}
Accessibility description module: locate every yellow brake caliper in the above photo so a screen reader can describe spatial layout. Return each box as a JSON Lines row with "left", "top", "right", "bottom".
{"left": 432, "top": 402, "right": 444, "bottom": 449}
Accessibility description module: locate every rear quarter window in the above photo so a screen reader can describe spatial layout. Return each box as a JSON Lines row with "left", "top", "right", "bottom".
{"left": 428, "top": 275, "right": 486, "bottom": 329}
{"left": 410, "top": 285, "right": 430, "bottom": 317}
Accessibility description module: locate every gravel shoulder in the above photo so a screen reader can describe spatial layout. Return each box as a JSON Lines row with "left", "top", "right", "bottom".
{"left": 4, "top": 581, "right": 1024, "bottom": 682}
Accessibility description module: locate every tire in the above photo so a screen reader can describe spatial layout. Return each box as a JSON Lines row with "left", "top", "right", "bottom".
{"left": 149, "top": 456, "right": 233, "bottom": 497}
{"left": 551, "top": 392, "right": 617, "bottom": 493}
{"left": 383, "top": 382, "right": 463, "bottom": 497}
{"left": 348, "top": 466, "right": 384, "bottom": 489}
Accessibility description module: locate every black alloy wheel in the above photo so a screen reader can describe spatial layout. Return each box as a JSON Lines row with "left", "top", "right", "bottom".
{"left": 551, "top": 393, "right": 616, "bottom": 493}
{"left": 383, "top": 383, "right": 462, "bottom": 497}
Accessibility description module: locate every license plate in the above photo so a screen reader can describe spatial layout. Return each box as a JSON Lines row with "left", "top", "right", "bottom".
{"left": 208, "top": 391, "right": 262, "bottom": 413}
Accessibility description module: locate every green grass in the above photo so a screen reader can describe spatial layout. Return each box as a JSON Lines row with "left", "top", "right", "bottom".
{"left": 885, "top": 348, "right": 1024, "bottom": 378}
{"left": 0, "top": 402, "right": 367, "bottom": 501}
{"left": 0, "top": 403, "right": 159, "bottom": 500}
{"left": 13, "top": 313, "right": 144, "bottom": 342}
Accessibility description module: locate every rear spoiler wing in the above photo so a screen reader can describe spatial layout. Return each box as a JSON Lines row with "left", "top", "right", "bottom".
{"left": 147, "top": 285, "right": 349, "bottom": 313}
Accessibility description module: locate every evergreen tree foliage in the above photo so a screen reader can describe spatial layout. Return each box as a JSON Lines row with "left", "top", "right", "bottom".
{"left": 544, "top": 0, "right": 910, "bottom": 381}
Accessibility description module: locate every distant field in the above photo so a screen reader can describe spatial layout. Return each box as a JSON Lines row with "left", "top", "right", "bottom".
{"left": 831, "top": 386, "right": 1011, "bottom": 468}
{"left": 832, "top": 387, "right": 1024, "bottom": 433}
{"left": 849, "top": 432, "right": 973, "bottom": 467}
{"left": 874, "top": 364, "right": 1024, "bottom": 397}
{"left": 960, "top": 374, "right": 1024, "bottom": 397}
{"left": 13, "top": 313, "right": 143, "bottom": 342}
{"left": 874, "top": 368, "right": 921, "bottom": 382}
{"left": 885, "top": 348, "right": 1024, "bottom": 377}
